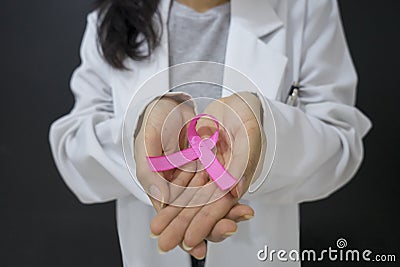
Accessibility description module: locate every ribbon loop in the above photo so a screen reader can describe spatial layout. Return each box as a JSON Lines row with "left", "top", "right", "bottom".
{"left": 146, "top": 114, "right": 237, "bottom": 190}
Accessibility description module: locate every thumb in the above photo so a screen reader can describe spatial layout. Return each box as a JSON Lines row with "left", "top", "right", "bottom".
{"left": 135, "top": 129, "right": 170, "bottom": 212}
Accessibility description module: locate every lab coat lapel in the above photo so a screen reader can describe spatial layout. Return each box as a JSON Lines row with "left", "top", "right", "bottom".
{"left": 223, "top": 0, "right": 288, "bottom": 100}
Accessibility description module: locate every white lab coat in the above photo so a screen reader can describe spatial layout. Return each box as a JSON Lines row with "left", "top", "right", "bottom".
{"left": 49, "top": 0, "right": 372, "bottom": 266}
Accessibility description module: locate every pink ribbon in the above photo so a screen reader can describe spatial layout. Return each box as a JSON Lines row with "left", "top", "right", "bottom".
{"left": 146, "top": 114, "right": 237, "bottom": 190}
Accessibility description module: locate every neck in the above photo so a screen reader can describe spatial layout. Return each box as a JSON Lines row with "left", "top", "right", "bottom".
{"left": 176, "top": 0, "right": 229, "bottom": 13}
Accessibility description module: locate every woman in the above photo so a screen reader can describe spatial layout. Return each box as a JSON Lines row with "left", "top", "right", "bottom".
{"left": 49, "top": 0, "right": 371, "bottom": 266}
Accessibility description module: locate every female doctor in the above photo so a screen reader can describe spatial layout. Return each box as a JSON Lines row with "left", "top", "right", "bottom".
{"left": 49, "top": 0, "right": 371, "bottom": 266}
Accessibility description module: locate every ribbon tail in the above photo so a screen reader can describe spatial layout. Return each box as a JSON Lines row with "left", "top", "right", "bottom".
{"left": 147, "top": 148, "right": 198, "bottom": 172}
{"left": 206, "top": 161, "right": 237, "bottom": 191}
{"left": 198, "top": 148, "right": 237, "bottom": 191}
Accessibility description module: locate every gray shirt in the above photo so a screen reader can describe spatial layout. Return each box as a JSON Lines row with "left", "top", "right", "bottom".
{"left": 168, "top": 1, "right": 231, "bottom": 111}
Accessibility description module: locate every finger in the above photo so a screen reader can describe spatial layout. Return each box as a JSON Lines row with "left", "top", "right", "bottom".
{"left": 182, "top": 240, "right": 207, "bottom": 261}
{"left": 206, "top": 218, "right": 237, "bottom": 242}
{"left": 224, "top": 203, "right": 255, "bottom": 222}
{"left": 156, "top": 177, "right": 220, "bottom": 252}
{"left": 229, "top": 175, "right": 246, "bottom": 199}
{"left": 155, "top": 174, "right": 218, "bottom": 252}
{"left": 135, "top": 131, "right": 169, "bottom": 212}
{"left": 167, "top": 161, "right": 197, "bottom": 204}
{"left": 150, "top": 170, "right": 209, "bottom": 236}
{"left": 169, "top": 169, "right": 214, "bottom": 207}
{"left": 157, "top": 204, "right": 202, "bottom": 252}
{"left": 183, "top": 193, "right": 237, "bottom": 249}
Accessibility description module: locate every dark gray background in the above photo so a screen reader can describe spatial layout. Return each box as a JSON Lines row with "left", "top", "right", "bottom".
{"left": 0, "top": 0, "right": 399, "bottom": 266}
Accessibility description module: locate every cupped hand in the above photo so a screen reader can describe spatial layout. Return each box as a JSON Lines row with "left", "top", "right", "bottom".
{"left": 134, "top": 95, "right": 258, "bottom": 259}
{"left": 134, "top": 96, "right": 195, "bottom": 211}
{"left": 150, "top": 92, "right": 264, "bottom": 258}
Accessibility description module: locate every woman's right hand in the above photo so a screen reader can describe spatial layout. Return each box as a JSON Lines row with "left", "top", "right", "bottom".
{"left": 134, "top": 96, "right": 195, "bottom": 211}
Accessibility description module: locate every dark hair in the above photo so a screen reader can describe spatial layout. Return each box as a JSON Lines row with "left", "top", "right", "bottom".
{"left": 94, "top": 0, "right": 162, "bottom": 69}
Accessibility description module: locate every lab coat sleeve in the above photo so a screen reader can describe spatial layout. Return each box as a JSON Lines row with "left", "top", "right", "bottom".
{"left": 49, "top": 12, "right": 141, "bottom": 204}
{"left": 247, "top": 0, "right": 372, "bottom": 203}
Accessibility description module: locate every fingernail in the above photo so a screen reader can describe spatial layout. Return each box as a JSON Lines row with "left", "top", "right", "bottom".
{"left": 242, "top": 214, "right": 254, "bottom": 220}
{"left": 182, "top": 241, "right": 193, "bottom": 251}
{"left": 149, "top": 232, "right": 159, "bottom": 239}
{"left": 193, "top": 254, "right": 206, "bottom": 260}
{"left": 160, "top": 195, "right": 165, "bottom": 209}
{"left": 158, "top": 245, "right": 167, "bottom": 255}
{"left": 223, "top": 231, "right": 237, "bottom": 238}
{"left": 149, "top": 185, "right": 165, "bottom": 209}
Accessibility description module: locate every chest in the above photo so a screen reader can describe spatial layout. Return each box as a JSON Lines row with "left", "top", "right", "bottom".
{"left": 109, "top": 0, "right": 305, "bottom": 116}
